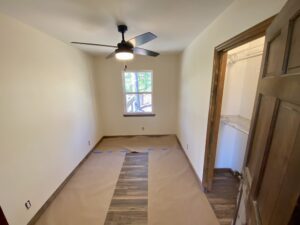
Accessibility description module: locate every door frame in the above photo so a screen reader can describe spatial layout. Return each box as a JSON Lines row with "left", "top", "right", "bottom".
{"left": 202, "top": 16, "right": 275, "bottom": 191}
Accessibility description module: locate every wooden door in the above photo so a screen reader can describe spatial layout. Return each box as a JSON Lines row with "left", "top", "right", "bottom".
{"left": 0, "top": 206, "right": 9, "bottom": 225}
{"left": 243, "top": 0, "right": 300, "bottom": 225}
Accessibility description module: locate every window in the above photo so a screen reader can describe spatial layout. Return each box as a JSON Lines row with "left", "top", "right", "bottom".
{"left": 122, "top": 71, "right": 154, "bottom": 116}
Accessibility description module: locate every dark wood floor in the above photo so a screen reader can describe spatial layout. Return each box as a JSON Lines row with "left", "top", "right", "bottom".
{"left": 205, "top": 170, "right": 240, "bottom": 225}
{"left": 104, "top": 152, "right": 148, "bottom": 225}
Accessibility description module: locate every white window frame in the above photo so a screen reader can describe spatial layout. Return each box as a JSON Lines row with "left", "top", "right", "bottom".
{"left": 122, "top": 70, "right": 155, "bottom": 116}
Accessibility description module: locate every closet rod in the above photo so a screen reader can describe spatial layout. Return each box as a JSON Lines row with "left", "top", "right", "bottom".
{"left": 228, "top": 52, "right": 263, "bottom": 64}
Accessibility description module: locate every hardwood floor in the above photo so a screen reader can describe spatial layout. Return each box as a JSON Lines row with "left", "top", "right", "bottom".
{"left": 205, "top": 170, "right": 240, "bottom": 225}
{"left": 104, "top": 152, "right": 148, "bottom": 225}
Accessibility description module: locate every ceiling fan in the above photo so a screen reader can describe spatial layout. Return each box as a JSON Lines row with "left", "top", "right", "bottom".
{"left": 71, "top": 25, "right": 159, "bottom": 60}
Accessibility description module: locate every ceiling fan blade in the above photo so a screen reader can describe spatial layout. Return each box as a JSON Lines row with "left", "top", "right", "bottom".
{"left": 133, "top": 47, "right": 159, "bottom": 57}
{"left": 106, "top": 51, "right": 116, "bottom": 59}
{"left": 128, "top": 32, "right": 157, "bottom": 47}
{"left": 71, "top": 42, "right": 117, "bottom": 48}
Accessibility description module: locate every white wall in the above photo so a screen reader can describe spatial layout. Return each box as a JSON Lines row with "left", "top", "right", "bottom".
{"left": 222, "top": 38, "right": 264, "bottom": 119}
{"left": 221, "top": 62, "right": 245, "bottom": 116}
{"left": 0, "top": 13, "right": 103, "bottom": 225}
{"left": 94, "top": 54, "right": 179, "bottom": 136}
{"left": 239, "top": 56, "right": 263, "bottom": 119}
{"left": 215, "top": 123, "right": 248, "bottom": 172}
{"left": 177, "top": 0, "right": 287, "bottom": 180}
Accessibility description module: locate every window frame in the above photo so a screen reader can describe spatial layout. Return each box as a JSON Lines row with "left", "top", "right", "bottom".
{"left": 122, "top": 70, "right": 155, "bottom": 117}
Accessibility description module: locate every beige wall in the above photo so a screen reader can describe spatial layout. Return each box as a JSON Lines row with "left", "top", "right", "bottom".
{"left": 177, "top": 0, "right": 287, "bottom": 180}
{"left": 94, "top": 54, "right": 179, "bottom": 136}
{"left": 0, "top": 13, "right": 103, "bottom": 225}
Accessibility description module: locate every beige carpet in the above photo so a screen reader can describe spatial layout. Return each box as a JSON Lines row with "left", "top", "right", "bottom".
{"left": 35, "top": 135, "right": 219, "bottom": 225}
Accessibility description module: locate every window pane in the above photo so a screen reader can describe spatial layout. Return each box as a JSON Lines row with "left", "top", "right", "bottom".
{"left": 137, "top": 72, "right": 152, "bottom": 92}
{"left": 124, "top": 71, "right": 152, "bottom": 93}
{"left": 124, "top": 72, "right": 137, "bottom": 92}
{"left": 125, "top": 94, "right": 152, "bottom": 113}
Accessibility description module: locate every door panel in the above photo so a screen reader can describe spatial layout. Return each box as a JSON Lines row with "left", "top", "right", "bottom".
{"left": 247, "top": 96, "right": 276, "bottom": 178}
{"left": 242, "top": 0, "right": 300, "bottom": 225}
{"left": 286, "top": 12, "right": 300, "bottom": 73}
{"left": 257, "top": 102, "right": 300, "bottom": 225}
{"left": 270, "top": 126, "right": 300, "bottom": 225}
{"left": 264, "top": 32, "right": 285, "bottom": 76}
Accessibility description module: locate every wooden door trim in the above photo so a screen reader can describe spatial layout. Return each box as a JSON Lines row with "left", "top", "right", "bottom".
{"left": 202, "top": 16, "right": 275, "bottom": 191}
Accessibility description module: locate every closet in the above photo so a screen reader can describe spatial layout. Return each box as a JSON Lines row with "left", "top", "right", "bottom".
{"left": 214, "top": 37, "right": 265, "bottom": 174}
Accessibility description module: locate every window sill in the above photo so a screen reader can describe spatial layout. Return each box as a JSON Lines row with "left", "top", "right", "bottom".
{"left": 123, "top": 113, "right": 156, "bottom": 117}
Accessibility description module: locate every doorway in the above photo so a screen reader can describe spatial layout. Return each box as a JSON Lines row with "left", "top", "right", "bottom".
{"left": 202, "top": 16, "right": 274, "bottom": 225}
{"left": 203, "top": 16, "right": 274, "bottom": 192}
{"left": 206, "top": 36, "right": 265, "bottom": 225}
{"left": 214, "top": 37, "right": 265, "bottom": 175}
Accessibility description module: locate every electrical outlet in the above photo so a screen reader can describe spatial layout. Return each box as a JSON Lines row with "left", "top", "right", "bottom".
{"left": 88, "top": 140, "right": 90, "bottom": 146}
{"left": 25, "top": 200, "right": 31, "bottom": 210}
{"left": 187, "top": 144, "right": 189, "bottom": 150}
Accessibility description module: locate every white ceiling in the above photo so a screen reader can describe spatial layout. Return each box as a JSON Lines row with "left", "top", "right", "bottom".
{"left": 0, "top": 0, "right": 233, "bottom": 55}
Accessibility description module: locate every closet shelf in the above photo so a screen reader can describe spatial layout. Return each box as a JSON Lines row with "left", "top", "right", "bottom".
{"left": 220, "top": 115, "right": 251, "bottom": 134}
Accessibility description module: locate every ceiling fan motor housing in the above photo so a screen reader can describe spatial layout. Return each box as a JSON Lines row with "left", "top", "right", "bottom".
{"left": 118, "top": 25, "right": 128, "bottom": 33}
{"left": 117, "top": 40, "right": 134, "bottom": 52}
{"left": 117, "top": 41, "right": 134, "bottom": 53}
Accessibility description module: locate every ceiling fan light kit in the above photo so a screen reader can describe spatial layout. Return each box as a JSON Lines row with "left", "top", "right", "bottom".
{"left": 71, "top": 24, "right": 159, "bottom": 61}
{"left": 115, "top": 49, "right": 134, "bottom": 60}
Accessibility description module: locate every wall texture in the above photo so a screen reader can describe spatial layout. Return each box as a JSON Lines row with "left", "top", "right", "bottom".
{"left": 177, "top": 0, "right": 287, "bottom": 180}
{"left": 0, "top": 13, "right": 103, "bottom": 225}
{"left": 94, "top": 54, "right": 179, "bottom": 136}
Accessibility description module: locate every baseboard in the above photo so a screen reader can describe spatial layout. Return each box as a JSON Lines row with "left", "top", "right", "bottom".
{"left": 103, "top": 134, "right": 176, "bottom": 139}
{"left": 27, "top": 136, "right": 105, "bottom": 225}
{"left": 214, "top": 168, "right": 242, "bottom": 181}
{"left": 214, "top": 168, "right": 233, "bottom": 173}
{"left": 175, "top": 136, "right": 205, "bottom": 192}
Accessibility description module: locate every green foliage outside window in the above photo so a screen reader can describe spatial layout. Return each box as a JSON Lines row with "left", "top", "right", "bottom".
{"left": 124, "top": 71, "right": 152, "bottom": 93}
